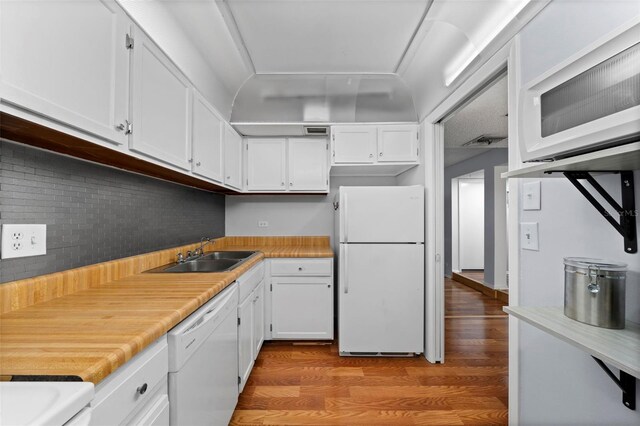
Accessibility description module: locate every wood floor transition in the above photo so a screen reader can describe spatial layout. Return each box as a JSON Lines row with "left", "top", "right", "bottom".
{"left": 230, "top": 278, "right": 508, "bottom": 425}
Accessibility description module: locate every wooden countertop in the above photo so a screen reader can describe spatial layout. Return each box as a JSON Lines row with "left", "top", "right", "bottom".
{"left": 0, "top": 237, "right": 333, "bottom": 384}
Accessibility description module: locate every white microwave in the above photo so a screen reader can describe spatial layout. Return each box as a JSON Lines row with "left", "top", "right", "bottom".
{"left": 519, "top": 18, "right": 640, "bottom": 162}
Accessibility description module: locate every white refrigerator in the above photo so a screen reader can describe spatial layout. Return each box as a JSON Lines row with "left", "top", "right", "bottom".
{"left": 336, "top": 186, "right": 425, "bottom": 355}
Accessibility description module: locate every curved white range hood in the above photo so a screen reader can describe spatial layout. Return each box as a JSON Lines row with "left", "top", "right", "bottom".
{"left": 230, "top": 74, "right": 418, "bottom": 136}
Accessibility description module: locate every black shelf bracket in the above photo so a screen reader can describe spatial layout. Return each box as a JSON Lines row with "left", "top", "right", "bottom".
{"left": 592, "top": 356, "right": 636, "bottom": 410}
{"left": 562, "top": 171, "right": 637, "bottom": 253}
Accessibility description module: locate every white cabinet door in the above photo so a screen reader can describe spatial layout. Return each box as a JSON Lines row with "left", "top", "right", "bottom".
{"left": 332, "top": 126, "right": 377, "bottom": 164}
{"left": 224, "top": 124, "right": 243, "bottom": 190}
{"left": 377, "top": 125, "right": 419, "bottom": 162}
{"left": 237, "top": 295, "right": 254, "bottom": 392}
{"left": 246, "top": 138, "right": 286, "bottom": 191}
{"left": 271, "top": 277, "right": 333, "bottom": 340}
{"left": 191, "top": 91, "right": 223, "bottom": 183}
{"left": 252, "top": 281, "right": 265, "bottom": 359}
{"left": 288, "top": 138, "right": 328, "bottom": 191}
{"left": 0, "top": 0, "right": 130, "bottom": 145}
{"left": 130, "top": 28, "right": 192, "bottom": 170}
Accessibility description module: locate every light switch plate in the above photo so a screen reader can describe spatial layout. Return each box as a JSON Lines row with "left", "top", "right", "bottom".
{"left": 523, "top": 181, "right": 541, "bottom": 210}
{"left": 258, "top": 221, "right": 269, "bottom": 228}
{"left": 521, "top": 222, "right": 539, "bottom": 251}
{"left": 1, "top": 224, "right": 47, "bottom": 259}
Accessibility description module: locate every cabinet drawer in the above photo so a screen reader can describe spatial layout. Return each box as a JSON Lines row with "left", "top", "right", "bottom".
{"left": 271, "top": 259, "right": 333, "bottom": 276}
{"left": 90, "top": 337, "right": 168, "bottom": 426}
{"left": 238, "top": 261, "right": 265, "bottom": 302}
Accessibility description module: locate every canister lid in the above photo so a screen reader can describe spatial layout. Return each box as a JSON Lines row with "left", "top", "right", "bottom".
{"left": 563, "top": 257, "right": 627, "bottom": 271}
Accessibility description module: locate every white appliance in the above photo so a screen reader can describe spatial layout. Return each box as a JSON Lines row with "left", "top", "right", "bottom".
{"left": 519, "top": 18, "right": 640, "bottom": 162}
{"left": 336, "top": 186, "right": 424, "bottom": 356}
{"left": 168, "top": 283, "right": 239, "bottom": 426}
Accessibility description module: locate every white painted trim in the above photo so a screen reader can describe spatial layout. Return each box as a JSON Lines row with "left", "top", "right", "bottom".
{"left": 422, "top": 121, "right": 444, "bottom": 363}
{"left": 507, "top": 37, "right": 524, "bottom": 426}
{"left": 451, "top": 178, "right": 460, "bottom": 274}
{"left": 421, "top": 38, "right": 523, "bottom": 425}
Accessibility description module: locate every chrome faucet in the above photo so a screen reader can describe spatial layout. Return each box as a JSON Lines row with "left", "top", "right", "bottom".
{"left": 199, "top": 237, "right": 215, "bottom": 254}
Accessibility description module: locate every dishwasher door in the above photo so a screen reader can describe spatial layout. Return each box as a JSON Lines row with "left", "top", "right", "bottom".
{"left": 168, "top": 284, "right": 239, "bottom": 426}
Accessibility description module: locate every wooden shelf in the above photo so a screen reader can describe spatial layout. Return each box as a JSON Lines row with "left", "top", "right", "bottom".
{"left": 502, "top": 142, "right": 640, "bottom": 179}
{"left": 504, "top": 306, "right": 640, "bottom": 378}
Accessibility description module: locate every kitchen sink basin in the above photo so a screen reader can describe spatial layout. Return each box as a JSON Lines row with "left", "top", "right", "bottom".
{"left": 147, "top": 251, "right": 259, "bottom": 273}
{"left": 200, "top": 251, "right": 256, "bottom": 261}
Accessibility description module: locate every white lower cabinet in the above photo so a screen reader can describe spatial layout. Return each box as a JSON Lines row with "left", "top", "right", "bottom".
{"left": 236, "top": 262, "right": 266, "bottom": 392}
{"left": 237, "top": 292, "right": 254, "bottom": 392}
{"left": 268, "top": 258, "right": 334, "bottom": 340}
{"left": 253, "top": 280, "right": 265, "bottom": 358}
{"left": 89, "top": 337, "right": 168, "bottom": 426}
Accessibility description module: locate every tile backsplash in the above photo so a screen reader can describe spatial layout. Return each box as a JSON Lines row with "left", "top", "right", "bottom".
{"left": 0, "top": 140, "right": 225, "bottom": 283}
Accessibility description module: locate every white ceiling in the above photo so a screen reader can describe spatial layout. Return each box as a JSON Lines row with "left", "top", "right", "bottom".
{"left": 225, "top": 0, "right": 431, "bottom": 73}
{"left": 443, "top": 74, "right": 508, "bottom": 167}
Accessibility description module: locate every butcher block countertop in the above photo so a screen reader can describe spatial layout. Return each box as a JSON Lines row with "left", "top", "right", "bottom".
{"left": 0, "top": 236, "right": 333, "bottom": 385}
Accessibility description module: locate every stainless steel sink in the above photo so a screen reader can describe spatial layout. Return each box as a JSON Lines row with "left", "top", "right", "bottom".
{"left": 199, "top": 251, "right": 256, "bottom": 261}
{"left": 146, "top": 251, "right": 258, "bottom": 273}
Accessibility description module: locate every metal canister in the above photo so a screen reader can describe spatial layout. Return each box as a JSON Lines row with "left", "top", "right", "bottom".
{"left": 564, "top": 257, "right": 627, "bottom": 329}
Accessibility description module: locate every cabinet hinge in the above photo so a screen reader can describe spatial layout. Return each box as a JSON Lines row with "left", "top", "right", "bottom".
{"left": 125, "top": 33, "right": 134, "bottom": 50}
{"left": 237, "top": 317, "right": 241, "bottom": 326}
{"left": 326, "top": 143, "right": 328, "bottom": 150}
{"left": 270, "top": 324, "right": 273, "bottom": 332}
{"left": 270, "top": 284, "right": 272, "bottom": 291}
{"left": 238, "top": 376, "right": 241, "bottom": 385}
{"left": 332, "top": 134, "right": 335, "bottom": 141}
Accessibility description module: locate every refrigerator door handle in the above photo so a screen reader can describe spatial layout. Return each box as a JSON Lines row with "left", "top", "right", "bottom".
{"left": 344, "top": 193, "right": 348, "bottom": 243}
{"left": 344, "top": 244, "right": 348, "bottom": 294}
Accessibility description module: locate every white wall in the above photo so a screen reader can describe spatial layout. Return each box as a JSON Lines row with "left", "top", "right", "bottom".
{"left": 493, "top": 166, "right": 509, "bottom": 289}
{"left": 458, "top": 179, "right": 485, "bottom": 270}
{"left": 516, "top": 2, "right": 640, "bottom": 424}
{"left": 225, "top": 176, "right": 397, "bottom": 251}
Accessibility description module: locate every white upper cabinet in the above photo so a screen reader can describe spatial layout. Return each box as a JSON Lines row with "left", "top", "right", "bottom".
{"left": 246, "top": 138, "right": 287, "bottom": 191}
{"left": 288, "top": 138, "right": 329, "bottom": 191}
{"left": 224, "top": 124, "right": 243, "bottom": 190}
{"left": 377, "top": 125, "right": 418, "bottom": 162}
{"left": 332, "top": 126, "right": 377, "bottom": 164}
{"left": 191, "top": 92, "right": 224, "bottom": 183}
{"left": 0, "top": 0, "right": 130, "bottom": 145}
{"left": 130, "top": 27, "right": 192, "bottom": 171}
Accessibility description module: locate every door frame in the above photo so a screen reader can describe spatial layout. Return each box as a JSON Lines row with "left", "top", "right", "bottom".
{"left": 421, "top": 38, "right": 524, "bottom": 420}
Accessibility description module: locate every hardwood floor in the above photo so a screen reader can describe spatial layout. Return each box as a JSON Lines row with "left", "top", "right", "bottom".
{"left": 230, "top": 278, "right": 508, "bottom": 425}
{"left": 458, "top": 270, "right": 485, "bottom": 283}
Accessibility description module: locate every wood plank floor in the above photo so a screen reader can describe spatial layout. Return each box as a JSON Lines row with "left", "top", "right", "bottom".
{"left": 230, "top": 278, "right": 508, "bottom": 425}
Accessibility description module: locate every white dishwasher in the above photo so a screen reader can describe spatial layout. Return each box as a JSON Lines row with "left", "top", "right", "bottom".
{"left": 168, "top": 283, "right": 239, "bottom": 426}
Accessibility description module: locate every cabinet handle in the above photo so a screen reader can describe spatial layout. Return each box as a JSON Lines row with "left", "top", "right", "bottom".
{"left": 137, "top": 383, "right": 148, "bottom": 395}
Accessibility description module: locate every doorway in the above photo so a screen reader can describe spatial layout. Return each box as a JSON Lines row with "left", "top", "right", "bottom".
{"left": 452, "top": 170, "right": 486, "bottom": 278}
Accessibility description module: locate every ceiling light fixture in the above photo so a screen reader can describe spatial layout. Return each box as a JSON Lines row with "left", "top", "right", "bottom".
{"left": 444, "top": 0, "right": 531, "bottom": 87}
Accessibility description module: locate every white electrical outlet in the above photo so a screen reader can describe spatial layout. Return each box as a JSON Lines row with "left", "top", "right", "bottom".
{"left": 523, "top": 181, "right": 541, "bottom": 210}
{"left": 521, "top": 222, "right": 539, "bottom": 251}
{"left": 1, "top": 224, "right": 47, "bottom": 259}
{"left": 258, "top": 221, "right": 269, "bottom": 228}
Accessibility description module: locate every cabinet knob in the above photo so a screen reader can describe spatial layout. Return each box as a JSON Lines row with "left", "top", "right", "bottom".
{"left": 298, "top": 267, "right": 303, "bottom": 271}
{"left": 290, "top": 182, "right": 293, "bottom": 186}
{"left": 227, "top": 176, "right": 231, "bottom": 179}
{"left": 137, "top": 383, "right": 148, "bottom": 395}
{"left": 379, "top": 152, "right": 383, "bottom": 156}
{"left": 369, "top": 153, "right": 373, "bottom": 158}
{"left": 281, "top": 182, "right": 284, "bottom": 186}
{"left": 115, "top": 123, "right": 125, "bottom": 131}
{"left": 196, "top": 162, "right": 201, "bottom": 166}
